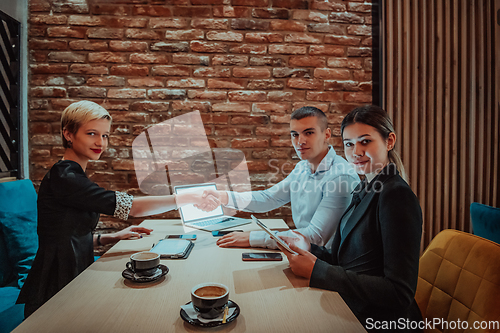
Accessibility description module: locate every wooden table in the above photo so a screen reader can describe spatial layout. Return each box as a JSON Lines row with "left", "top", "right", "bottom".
{"left": 13, "top": 219, "right": 365, "bottom": 332}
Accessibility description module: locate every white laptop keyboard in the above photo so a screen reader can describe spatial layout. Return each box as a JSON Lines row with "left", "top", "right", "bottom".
{"left": 189, "top": 217, "right": 233, "bottom": 227}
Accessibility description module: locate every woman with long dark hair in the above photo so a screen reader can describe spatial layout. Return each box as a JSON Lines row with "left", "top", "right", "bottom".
{"left": 280, "top": 105, "right": 423, "bottom": 331}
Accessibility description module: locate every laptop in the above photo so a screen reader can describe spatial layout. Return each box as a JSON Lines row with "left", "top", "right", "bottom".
{"left": 174, "top": 183, "right": 251, "bottom": 231}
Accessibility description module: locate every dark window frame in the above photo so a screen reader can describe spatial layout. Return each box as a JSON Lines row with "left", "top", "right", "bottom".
{"left": 0, "top": 10, "right": 21, "bottom": 179}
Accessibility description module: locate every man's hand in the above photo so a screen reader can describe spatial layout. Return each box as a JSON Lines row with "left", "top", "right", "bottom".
{"left": 193, "top": 192, "right": 221, "bottom": 212}
{"left": 176, "top": 192, "right": 221, "bottom": 212}
{"left": 216, "top": 231, "right": 251, "bottom": 248}
{"left": 201, "top": 190, "right": 229, "bottom": 205}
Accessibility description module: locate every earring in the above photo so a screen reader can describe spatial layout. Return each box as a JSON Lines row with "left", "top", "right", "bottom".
{"left": 68, "top": 141, "right": 73, "bottom": 148}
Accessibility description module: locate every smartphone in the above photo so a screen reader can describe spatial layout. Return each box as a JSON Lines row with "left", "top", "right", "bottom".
{"left": 212, "top": 230, "right": 243, "bottom": 237}
{"left": 164, "top": 234, "right": 197, "bottom": 240}
{"left": 242, "top": 252, "right": 283, "bottom": 261}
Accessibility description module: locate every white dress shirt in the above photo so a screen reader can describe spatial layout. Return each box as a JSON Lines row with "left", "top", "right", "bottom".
{"left": 226, "top": 146, "right": 360, "bottom": 249}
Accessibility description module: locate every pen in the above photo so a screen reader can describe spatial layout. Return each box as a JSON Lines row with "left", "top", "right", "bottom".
{"left": 222, "top": 304, "right": 229, "bottom": 323}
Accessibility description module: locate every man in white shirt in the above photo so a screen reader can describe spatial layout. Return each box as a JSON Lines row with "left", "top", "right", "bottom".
{"left": 206, "top": 106, "right": 359, "bottom": 249}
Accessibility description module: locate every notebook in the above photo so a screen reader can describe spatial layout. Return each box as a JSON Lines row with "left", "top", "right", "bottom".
{"left": 174, "top": 183, "right": 250, "bottom": 232}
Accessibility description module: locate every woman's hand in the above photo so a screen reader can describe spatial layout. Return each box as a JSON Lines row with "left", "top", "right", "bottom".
{"left": 97, "top": 225, "right": 153, "bottom": 246}
{"left": 114, "top": 225, "right": 153, "bottom": 240}
{"left": 194, "top": 192, "right": 221, "bottom": 212}
{"left": 195, "top": 190, "right": 229, "bottom": 208}
{"left": 216, "top": 231, "right": 251, "bottom": 248}
{"left": 278, "top": 233, "right": 316, "bottom": 279}
{"left": 176, "top": 192, "right": 221, "bottom": 212}
{"left": 279, "top": 231, "right": 311, "bottom": 252}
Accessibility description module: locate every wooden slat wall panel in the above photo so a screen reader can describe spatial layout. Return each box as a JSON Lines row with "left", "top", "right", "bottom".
{"left": 495, "top": 0, "right": 500, "bottom": 207}
{"left": 381, "top": 0, "right": 500, "bottom": 250}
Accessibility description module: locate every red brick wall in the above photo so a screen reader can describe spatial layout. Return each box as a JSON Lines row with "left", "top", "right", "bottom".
{"left": 27, "top": 0, "right": 374, "bottom": 238}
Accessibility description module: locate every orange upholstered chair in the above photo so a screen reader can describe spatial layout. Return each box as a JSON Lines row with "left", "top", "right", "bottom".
{"left": 416, "top": 229, "right": 500, "bottom": 332}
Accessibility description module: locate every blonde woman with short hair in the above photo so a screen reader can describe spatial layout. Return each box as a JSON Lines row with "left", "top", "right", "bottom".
{"left": 17, "top": 100, "right": 219, "bottom": 317}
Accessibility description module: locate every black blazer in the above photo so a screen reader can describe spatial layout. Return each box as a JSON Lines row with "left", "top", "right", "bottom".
{"left": 17, "top": 160, "right": 117, "bottom": 317}
{"left": 309, "top": 164, "right": 423, "bottom": 331}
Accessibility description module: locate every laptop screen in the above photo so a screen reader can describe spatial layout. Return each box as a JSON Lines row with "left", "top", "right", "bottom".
{"left": 174, "top": 183, "right": 224, "bottom": 223}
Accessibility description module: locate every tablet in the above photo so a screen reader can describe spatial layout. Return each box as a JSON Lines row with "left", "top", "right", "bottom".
{"left": 251, "top": 215, "right": 297, "bottom": 255}
{"left": 150, "top": 239, "right": 194, "bottom": 259}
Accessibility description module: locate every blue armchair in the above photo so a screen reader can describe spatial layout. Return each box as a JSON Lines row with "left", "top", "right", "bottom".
{"left": 0, "top": 179, "right": 38, "bottom": 333}
{"left": 470, "top": 202, "right": 500, "bottom": 244}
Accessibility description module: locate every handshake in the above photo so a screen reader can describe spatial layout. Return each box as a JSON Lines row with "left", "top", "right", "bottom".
{"left": 175, "top": 189, "right": 230, "bottom": 212}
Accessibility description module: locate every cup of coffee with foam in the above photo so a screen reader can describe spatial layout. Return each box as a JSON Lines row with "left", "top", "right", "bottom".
{"left": 191, "top": 283, "right": 229, "bottom": 319}
{"left": 126, "top": 251, "right": 160, "bottom": 276}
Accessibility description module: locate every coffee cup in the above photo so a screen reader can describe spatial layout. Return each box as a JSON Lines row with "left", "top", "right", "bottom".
{"left": 126, "top": 251, "right": 160, "bottom": 276}
{"left": 191, "top": 283, "right": 229, "bottom": 319}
